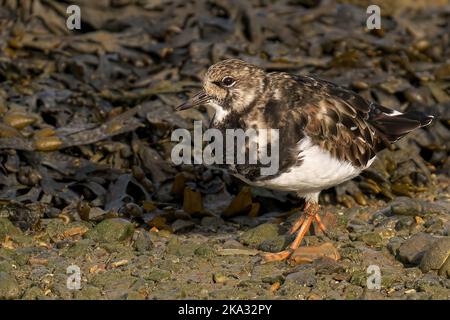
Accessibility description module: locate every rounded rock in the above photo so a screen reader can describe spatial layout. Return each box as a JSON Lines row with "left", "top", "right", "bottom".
{"left": 397, "top": 233, "right": 436, "bottom": 265}
{"left": 238, "top": 223, "right": 281, "bottom": 248}
{"left": 420, "top": 237, "right": 450, "bottom": 277}
{"left": 0, "top": 272, "right": 20, "bottom": 300}
{"left": 86, "top": 218, "right": 135, "bottom": 242}
{"left": 0, "top": 218, "right": 22, "bottom": 239}
{"left": 133, "top": 231, "right": 154, "bottom": 253}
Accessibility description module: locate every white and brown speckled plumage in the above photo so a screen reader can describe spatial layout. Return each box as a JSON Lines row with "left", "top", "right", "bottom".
{"left": 178, "top": 59, "right": 434, "bottom": 203}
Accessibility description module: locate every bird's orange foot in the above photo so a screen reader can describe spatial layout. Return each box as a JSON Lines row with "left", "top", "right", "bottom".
{"left": 262, "top": 202, "right": 326, "bottom": 262}
{"left": 263, "top": 250, "right": 292, "bottom": 262}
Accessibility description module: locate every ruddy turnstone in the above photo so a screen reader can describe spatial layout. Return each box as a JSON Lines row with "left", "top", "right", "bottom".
{"left": 177, "top": 59, "right": 434, "bottom": 262}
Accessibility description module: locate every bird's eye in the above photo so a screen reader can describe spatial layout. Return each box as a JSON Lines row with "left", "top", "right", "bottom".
{"left": 221, "top": 76, "right": 235, "bottom": 87}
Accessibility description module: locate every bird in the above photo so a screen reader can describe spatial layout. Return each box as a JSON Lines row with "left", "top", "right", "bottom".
{"left": 177, "top": 58, "right": 434, "bottom": 262}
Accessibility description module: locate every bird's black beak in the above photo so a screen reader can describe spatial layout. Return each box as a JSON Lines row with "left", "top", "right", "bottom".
{"left": 176, "top": 90, "right": 209, "bottom": 111}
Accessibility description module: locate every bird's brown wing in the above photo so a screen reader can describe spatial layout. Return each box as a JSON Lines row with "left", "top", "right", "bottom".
{"left": 290, "top": 75, "right": 433, "bottom": 168}
{"left": 289, "top": 76, "right": 381, "bottom": 168}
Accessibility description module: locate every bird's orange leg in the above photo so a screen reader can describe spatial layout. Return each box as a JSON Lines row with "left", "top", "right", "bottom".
{"left": 263, "top": 202, "right": 323, "bottom": 262}
{"left": 314, "top": 212, "right": 327, "bottom": 233}
{"left": 289, "top": 214, "right": 305, "bottom": 235}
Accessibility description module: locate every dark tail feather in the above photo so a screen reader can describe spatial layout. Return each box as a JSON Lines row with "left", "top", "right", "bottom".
{"left": 370, "top": 110, "right": 434, "bottom": 143}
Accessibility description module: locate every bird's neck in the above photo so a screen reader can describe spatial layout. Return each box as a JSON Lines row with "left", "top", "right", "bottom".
{"left": 209, "top": 101, "right": 231, "bottom": 127}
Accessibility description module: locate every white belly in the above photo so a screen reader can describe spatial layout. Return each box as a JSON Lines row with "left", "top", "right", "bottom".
{"left": 254, "top": 136, "right": 374, "bottom": 194}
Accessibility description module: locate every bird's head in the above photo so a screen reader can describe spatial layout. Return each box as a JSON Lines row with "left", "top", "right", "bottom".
{"left": 177, "top": 59, "right": 266, "bottom": 113}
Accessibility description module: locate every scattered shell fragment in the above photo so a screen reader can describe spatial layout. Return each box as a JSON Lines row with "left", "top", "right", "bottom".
{"left": 111, "top": 259, "right": 129, "bottom": 268}
{"left": 28, "top": 257, "right": 49, "bottom": 266}
{"left": 63, "top": 226, "right": 89, "bottom": 238}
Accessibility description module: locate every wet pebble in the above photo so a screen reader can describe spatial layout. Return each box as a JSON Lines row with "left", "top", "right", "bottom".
{"left": 312, "top": 257, "right": 345, "bottom": 275}
{"left": 201, "top": 216, "right": 225, "bottom": 229}
{"left": 258, "top": 235, "right": 289, "bottom": 253}
{"left": 387, "top": 237, "right": 405, "bottom": 256}
{"left": 0, "top": 272, "right": 20, "bottom": 300}
{"left": 395, "top": 216, "right": 416, "bottom": 232}
{"left": 347, "top": 218, "right": 370, "bottom": 233}
{"left": 122, "top": 203, "right": 143, "bottom": 218}
{"left": 166, "top": 236, "right": 181, "bottom": 255}
{"left": 194, "top": 244, "right": 216, "bottom": 258}
{"left": 238, "top": 223, "right": 282, "bottom": 248}
{"left": 21, "top": 286, "right": 45, "bottom": 300}
{"left": 90, "top": 270, "right": 137, "bottom": 290}
{"left": 420, "top": 237, "right": 450, "bottom": 277}
{"left": 349, "top": 270, "right": 367, "bottom": 287}
{"left": 424, "top": 217, "right": 445, "bottom": 235}
{"left": 143, "top": 269, "right": 171, "bottom": 282}
{"left": 133, "top": 230, "right": 154, "bottom": 253}
{"left": 171, "top": 219, "right": 195, "bottom": 233}
{"left": 285, "top": 268, "right": 317, "bottom": 287}
{"left": 74, "top": 285, "right": 103, "bottom": 300}
{"left": 397, "top": 233, "right": 436, "bottom": 265}
{"left": 391, "top": 198, "right": 449, "bottom": 217}
{"left": 0, "top": 218, "right": 22, "bottom": 239}
{"left": 85, "top": 218, "right": 134, "bottom": 242}
{"left": 0, "top": 261, "right": 13, "bottom": 273}
{"left": 354, "top": 232, "right": 383, "bottom": 247}
{"left": 415, "top": 272, "right": 443, "bottom": 292}
{"left": 126, "top": 290, "right": 146, "bottom": 300}
{"left": 63, "top": 239, "right": 94, "bottom": 258}
{"left": 344, "top": 285, "right": 364, "bottom": 300}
